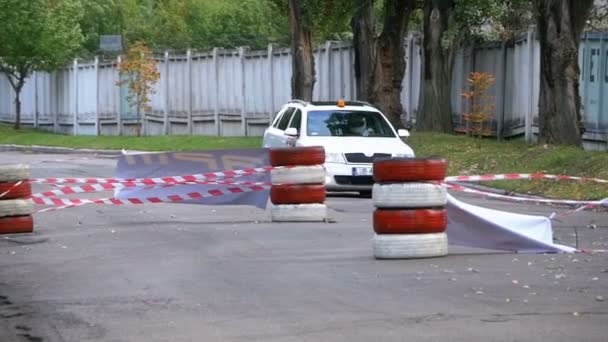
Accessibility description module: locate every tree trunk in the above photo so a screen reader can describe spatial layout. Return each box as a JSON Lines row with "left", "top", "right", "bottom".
{"left": 2, "top": 72, "right": 26, "bottom": 130}
{"left": 534, "top": 0, "right": 593, "bottom": 146}
{"left": 351, "top": 0, "right": 375, "bottom": 101}
{"left": 288, "top": 0, "right": 315, "bottom": 101}
{"left": 416, "top": 0, "right": 455, "bottom": 133}
{"left": 14, "top": 92, "right": 21, "bottom": 130}
{"left": 369, "top": 0, "right": 415, "bottom": 129}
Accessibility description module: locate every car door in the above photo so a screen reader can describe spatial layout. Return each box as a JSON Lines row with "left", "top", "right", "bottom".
{"left": 263, "top": 107, "right": 292, "bottom": 147}
{"left": 286, "top": 109, "right": 302, "bottom": 147}
{"left": 270, "top": 107, "right": 295, "bottom": 147}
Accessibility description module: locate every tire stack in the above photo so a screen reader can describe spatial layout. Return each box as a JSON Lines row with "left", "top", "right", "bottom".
{"left": 0, "top": 164, "right": 34, "bottom": 235}
{"left": 371, "top": 157, "right": 448, "bottom": 259}
{"left": 269, "top": 146, "right": 327, "bottom": 222}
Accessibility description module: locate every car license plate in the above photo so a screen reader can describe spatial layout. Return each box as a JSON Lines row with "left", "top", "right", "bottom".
{"left": 352, "top": 166, "right": 373, "bottom": 176}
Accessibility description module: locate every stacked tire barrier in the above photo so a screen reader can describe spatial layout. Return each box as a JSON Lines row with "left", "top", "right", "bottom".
{"left": 269, "top": 146, "right": 327, "bottom": 222}
{"left": 0, "top": 164, "right": 34, "bottom": 234}
{"left": 371, "top": 157, "right": 448, "bottom": 259}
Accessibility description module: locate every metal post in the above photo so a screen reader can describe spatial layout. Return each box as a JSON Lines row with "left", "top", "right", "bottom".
{"left": 187, "top": 49, "right": 193, "bottom": 135}
{"left": 596, "top": 33, "right": 604, "bottom": 133}
{"left": 116, "top": 55, "right": 122, "bottom": 136}
{"left": 239, "top": 46, "right": 247, "bottom": 136}
{"left": 349, "top": 43, "right": 356, "bottom": 100}
{"left": 325, "top": 41, "right": 333, "bottom": 100}
{"left": 72, "top": 58, "right": 78, "bottom": 135}
{"left": 496, "top": 42, "right": 507, "bottom": 140}
{"left": 94, "top": 56, "right": 100, "bottom": 135}
{"left": 53, "top": 71, "right": 59, "bottom": 133}
{"left": 406, "top": 33, "right": 414, "bottom": 120}
{"left": 213, "top": 47, "right": 220, "bottom": 136}
{"left": 34, "top": 71, "right": 39, "bottom": 128}
{"left": 581, "top": 33, "right": 591, "bottom": 133}
{"left": 267, "top": 44, "right": 275, "bottom": 123}
{"left": 525, "top": 27, "right": 535, "bottom": 143}
{"left": 338, "top": 44, "right": 345, "bottom": 99}
{"left": 164, "top": 51, "right": 170, "bottom": 135}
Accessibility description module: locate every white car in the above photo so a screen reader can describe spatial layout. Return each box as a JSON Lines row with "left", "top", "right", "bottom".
{"left": 262, "top": 100, "right": 415, "bottom": 194}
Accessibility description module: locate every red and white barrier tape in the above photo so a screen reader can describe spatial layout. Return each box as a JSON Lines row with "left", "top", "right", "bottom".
{"left": 549, "top": 197, "right": 608, "bottom": 219}
{"left": 0, "top": 180, "right": 23, "bottom": 199}
{"left": 36, "top": 198, "right": 114, "bottom": 212}
{"left": 33, "top": 184, "right": 271, "bottom": 212}
{"left": 28, "top": 169, "right": 606, "bottom": 213}
{"left": 445, "top": 173, "right": 608, "bottom": 184}
{"left": 30, "top": 180, "right": 272, "bottom": 199}
{"left": 445, "top": 183, "right": 608, "bottom": 207}
{"left": 29, "top": 165, "right": 277, "bottom": 186}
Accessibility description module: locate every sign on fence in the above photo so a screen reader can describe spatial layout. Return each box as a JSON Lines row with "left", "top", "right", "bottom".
{"left": 100, "top": 35, "right": 123, "bottom": 52}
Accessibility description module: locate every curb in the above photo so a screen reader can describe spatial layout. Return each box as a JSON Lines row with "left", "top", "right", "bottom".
{"left": 449, "top": 181, "right": 605, "bottom": 210}
{"left": 449, "top": 181, "right": 543, "bottom": 199}
{"left": 0, "top": 144, "right": 124, "bottom": 156}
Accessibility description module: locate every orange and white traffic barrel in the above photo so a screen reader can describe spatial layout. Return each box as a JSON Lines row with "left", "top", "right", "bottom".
{"left": 269, "top": 146, "right": 327, "bottom": 222}
{"left": 371, "top": 157, "right": 448, "bottom": 259}
{"left": 0, "top": 164, "right": 34, "bottom": 235}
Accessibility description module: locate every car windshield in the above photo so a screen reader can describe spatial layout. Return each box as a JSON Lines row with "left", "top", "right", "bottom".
{"left": 306, "top": 110, "right": 395, "bottom": 137}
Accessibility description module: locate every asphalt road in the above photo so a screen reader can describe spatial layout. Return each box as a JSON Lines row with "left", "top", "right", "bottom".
{"left": 1, "top": 151, "right": 607, "bottom": 342}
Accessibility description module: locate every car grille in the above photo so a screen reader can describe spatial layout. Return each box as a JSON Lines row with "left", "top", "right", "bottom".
{"left": 344, "top": 153, "right": 391, "bottom": 163}
{"left": 334, "top": 176, "right": 374, "bottom": 186}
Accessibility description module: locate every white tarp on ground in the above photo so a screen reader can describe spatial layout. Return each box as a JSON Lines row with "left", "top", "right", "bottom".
{"left": 446, "top": 194, "right": 576, "bottom": 253}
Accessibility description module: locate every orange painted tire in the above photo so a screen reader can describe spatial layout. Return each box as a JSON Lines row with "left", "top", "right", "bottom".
{"left": 373, "top": 209, "right": 447, "bottom": 234}
{"left": 0, "top": 181, "right": 32, "bottom": 200}
{"left": 373, "top": 157, "right": 448, "bottom": 182}
{"left": 270, "top": 184, "right": 326, "bottom": 205}
{"left": 269, "top": 146, "right": 325, "bottom": 167}
{"left": 0, "top": 215, "right": 34, "bottom": 235}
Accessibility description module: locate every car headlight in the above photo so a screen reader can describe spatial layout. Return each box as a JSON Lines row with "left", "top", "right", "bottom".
{"left": 325, "top": 152, "right": 345, "bottom": 163}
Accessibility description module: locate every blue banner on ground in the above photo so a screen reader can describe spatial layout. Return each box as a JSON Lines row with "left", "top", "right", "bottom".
{"left": 115, "top": 149, "right": 270, "bottom": 208}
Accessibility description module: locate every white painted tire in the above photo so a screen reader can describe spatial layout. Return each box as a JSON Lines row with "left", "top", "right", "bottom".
{"left": 271, "top": 203, "right": 327, "bottom": 222}
{"left": 372, "top": 182, "right": 447, "bottom": 208}
{"left": 372, "top": 233, "right": 448, "bottom": 259}
{"left": 0, "top": 164, "right": 30, "bottom": 182}
{"left": 271, "top": 165, "right": 326, "bottom": 185}
{"left": 0, "top": 199, "right": 34, "bottom": 218}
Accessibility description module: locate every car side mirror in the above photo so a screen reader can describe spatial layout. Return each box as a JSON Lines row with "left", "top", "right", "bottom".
{"left": 397, "top": 129, "right": 410, "bottom": 138}
{"left": 285, "top": 127, "right": 299, "bottom": 136}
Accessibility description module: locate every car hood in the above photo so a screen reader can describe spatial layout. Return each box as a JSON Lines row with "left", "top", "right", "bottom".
{"left": 300, "top": 137, "right": 414, "bottom": 156}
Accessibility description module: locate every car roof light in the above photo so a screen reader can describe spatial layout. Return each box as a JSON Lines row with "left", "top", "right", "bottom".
{"left": 337, "top": 99, "right": 345, "bottom": 107}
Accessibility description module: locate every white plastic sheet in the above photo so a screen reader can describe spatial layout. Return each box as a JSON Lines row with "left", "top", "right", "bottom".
{"left": 446, "top": 194, "right": 576, "bottom": 253}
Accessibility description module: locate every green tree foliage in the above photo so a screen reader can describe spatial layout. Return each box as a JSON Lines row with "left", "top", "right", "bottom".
{"left": 271, "top": 0, "right": 352, "bottom": 40}
{"left": 152, "top": 0, "right": 195, "bottom": 49}
{"left": 492, "top": 0, "right": 534, "bottom": 41}
{"left": 116, "top": 0, "right": 157, "bottom": 48}
{"left": 79, "top": 0, "right": 123, "bottom": 55}
{"left": 410, "top": 0, "right": 533, "bottom": 45}
{"left": 0, "top": 0, "right": 84, "bottom": 129}
{"left": 78, "top": 0, "right": 291, "bottom": 53}
{"left": 192, "top": 0, "right": 288, "bottom": 50}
